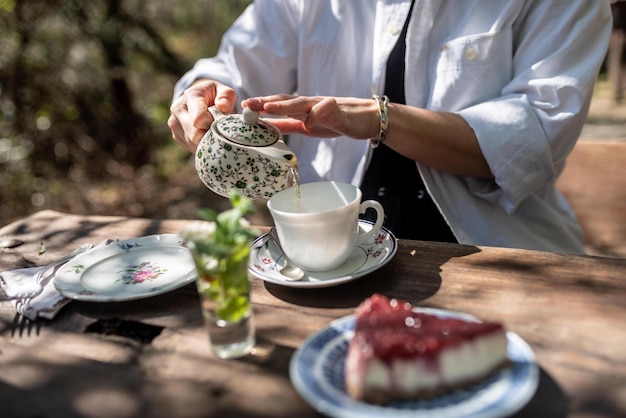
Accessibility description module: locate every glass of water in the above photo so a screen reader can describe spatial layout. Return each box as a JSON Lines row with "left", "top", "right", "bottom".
{"left": 193, "top": 240, "right": 255, "bottom": 359}
{"left": 180, "top": 193, "right": 258, "bottom": 359}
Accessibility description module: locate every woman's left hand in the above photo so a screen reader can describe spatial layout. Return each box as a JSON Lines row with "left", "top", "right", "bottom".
{"left": 242, "top": 94, "right": 379, "bottom": 140}
{"left": 244, "top": 94, "right": 493, "bottom": 179}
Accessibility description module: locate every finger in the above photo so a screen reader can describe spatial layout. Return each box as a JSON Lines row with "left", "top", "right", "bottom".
{"left": 242, "top": 94, "right": 299, "bottom": 113}
{"left": 167, "top": 113, "right": 183, "bottom": 144}
{"left": 170, "top": 94, "right": 208, "bottom": 147}
{"left": 167, "top": 113, "right": 197, "bottom": 153}
{"left": 263, "top": 96, "right": 316, "bottom": 116}
{"left": 185, "top": 90, "right": 214, "bottom": 129}
{"left": 169, "top": 97, "right": 192, "bottom": 143}
{"left": 305, "top": 97, "right": 341, "bottom": 129}
{"left": 241, "top": 97, "right": 263, "bottom": 111}
{"left": 214, "top": 84, "right": 237, "bottom": 114}
{"left": 269, "top": 117, "right": 338, "bottom": 138}
{"left": 268, "top": 118, "right": 309, "bottom": 135}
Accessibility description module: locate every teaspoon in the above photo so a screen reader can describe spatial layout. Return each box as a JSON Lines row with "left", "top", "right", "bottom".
{"left": 269, "top": 228, "right": 305, "bottom": 281}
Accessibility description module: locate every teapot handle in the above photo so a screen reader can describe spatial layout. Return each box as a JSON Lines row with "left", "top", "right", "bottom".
{"left": 208, "top": 105, "right": 223, "bottom": 121}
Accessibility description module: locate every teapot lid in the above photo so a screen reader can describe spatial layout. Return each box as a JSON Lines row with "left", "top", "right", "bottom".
{"left": 214, "top": 109, "right": 280, "bottom": 147}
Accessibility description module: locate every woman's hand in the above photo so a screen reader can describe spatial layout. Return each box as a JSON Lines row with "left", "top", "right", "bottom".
{"left": 244, "top": 94, "right": 492, "bottom": 179}
{"left": 168, "top": 80, "right": 237, "bottom": 153}
{"left": 242, "top": 94, "right": 380, "bottom": 140}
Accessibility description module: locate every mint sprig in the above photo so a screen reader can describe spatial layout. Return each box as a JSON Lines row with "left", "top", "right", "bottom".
{"left": 181, "top": 191, "right": 259, "bottom": 322}
{"left": 194, "top": 192, "right": 258, "bottom": 259}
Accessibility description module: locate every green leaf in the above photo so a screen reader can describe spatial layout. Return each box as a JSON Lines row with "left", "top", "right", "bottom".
{"left": 197, "top": 208, "right": 218, "bottom": 222}
{"left": 184, "top": 190, "right": 260, "bottom": 322}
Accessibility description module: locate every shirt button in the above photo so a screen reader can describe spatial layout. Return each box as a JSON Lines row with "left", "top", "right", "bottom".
{"left": 464, "top": 47, "right": 478, "bottom": 61}
{"left": 389, "top": 25, "right": 401, "bottom": 36}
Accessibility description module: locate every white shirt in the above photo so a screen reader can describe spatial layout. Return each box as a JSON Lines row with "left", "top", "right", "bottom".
{"left": 174, "top": 0, "right": 612, "bottom": 254}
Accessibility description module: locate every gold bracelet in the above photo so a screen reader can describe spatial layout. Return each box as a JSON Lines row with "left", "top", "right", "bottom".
{"left": 369, "top": 95, "right": 389, "bottom": 148}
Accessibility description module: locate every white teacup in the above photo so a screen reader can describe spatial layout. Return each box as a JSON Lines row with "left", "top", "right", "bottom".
{"left": 267, "top": 181, "right": 385, "bottom": 272}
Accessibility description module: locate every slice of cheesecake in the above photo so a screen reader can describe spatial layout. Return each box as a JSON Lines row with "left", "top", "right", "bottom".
{"left": 345, "top": 294, "right": 508, "bottom": 404}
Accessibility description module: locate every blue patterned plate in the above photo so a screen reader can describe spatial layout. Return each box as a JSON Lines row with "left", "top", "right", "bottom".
{"left": 290, "top": 308, "right": 539, "bottom": 418}
{"left": 249, "top": 220, "right": 397, "bottom": 288}
{"left": 54, "top": 234, "right": 195, "bottom": 302}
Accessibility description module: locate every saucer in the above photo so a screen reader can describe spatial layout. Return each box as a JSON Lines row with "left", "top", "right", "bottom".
{"left": 248, "top": 220, "right": 397, "bottom": 288}
{"left": 54, "top": 234, "right": 196, "bottom": 302}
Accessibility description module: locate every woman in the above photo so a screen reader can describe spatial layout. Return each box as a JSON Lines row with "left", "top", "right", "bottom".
{"left": 169, "top": 0, "right": 612, "bottom": 253}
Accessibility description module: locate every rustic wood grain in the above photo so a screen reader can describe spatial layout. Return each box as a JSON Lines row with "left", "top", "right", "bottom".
{"left": 1, "top": 210, "right": 625, "bottom": 418}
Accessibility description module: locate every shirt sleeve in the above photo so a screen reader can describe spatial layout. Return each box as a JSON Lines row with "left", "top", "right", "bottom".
{"left": 172, "top": 0, "right": 301, "bottom": 109}
{"left": 457, "top": 0, "right": 612, "bottom": 213}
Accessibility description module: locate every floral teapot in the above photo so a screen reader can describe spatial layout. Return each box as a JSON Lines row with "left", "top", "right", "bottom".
{"left": 195, "top": 106, "right": 297, "bottom": 200}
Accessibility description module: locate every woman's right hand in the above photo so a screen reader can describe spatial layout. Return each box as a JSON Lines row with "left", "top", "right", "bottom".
{"left": 168, "top": 80, "right": 237, "bottom": 153}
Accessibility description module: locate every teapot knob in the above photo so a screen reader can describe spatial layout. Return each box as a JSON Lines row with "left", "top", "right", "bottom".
{"left": 242, "top": 108, "right": 259, "bottom": 125}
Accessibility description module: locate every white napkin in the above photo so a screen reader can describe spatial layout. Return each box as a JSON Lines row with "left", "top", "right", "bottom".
{"left": 0, "top": 239, "right": 116, "bottom": 320}
{"left": 1, "top": 266, "right": 70, "bottom": 320}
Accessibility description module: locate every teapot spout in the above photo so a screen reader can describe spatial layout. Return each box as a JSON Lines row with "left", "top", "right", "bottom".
{"left": 284, "top": 153, "right": 298, "bottom": 167}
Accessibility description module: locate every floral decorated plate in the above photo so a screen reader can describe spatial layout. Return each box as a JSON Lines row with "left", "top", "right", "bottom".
{"left": 249, "top": 220, "right": 397, "bottom": 288}
{"left": 54, "top": 234, "right": 196, "bottom": 302}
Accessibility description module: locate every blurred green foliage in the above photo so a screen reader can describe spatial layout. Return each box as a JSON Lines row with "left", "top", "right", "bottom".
{"left": 0, "top": 0, "right": 251, "bottom": 226}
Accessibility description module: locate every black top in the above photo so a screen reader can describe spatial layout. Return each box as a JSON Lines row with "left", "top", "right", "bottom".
{"left": 360, "top": 3, "right": 456, "bottom": 243}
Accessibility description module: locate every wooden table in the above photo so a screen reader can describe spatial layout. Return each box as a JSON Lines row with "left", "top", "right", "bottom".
{"left": 1, "top": 210, "right": 625, "bottom": 418}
